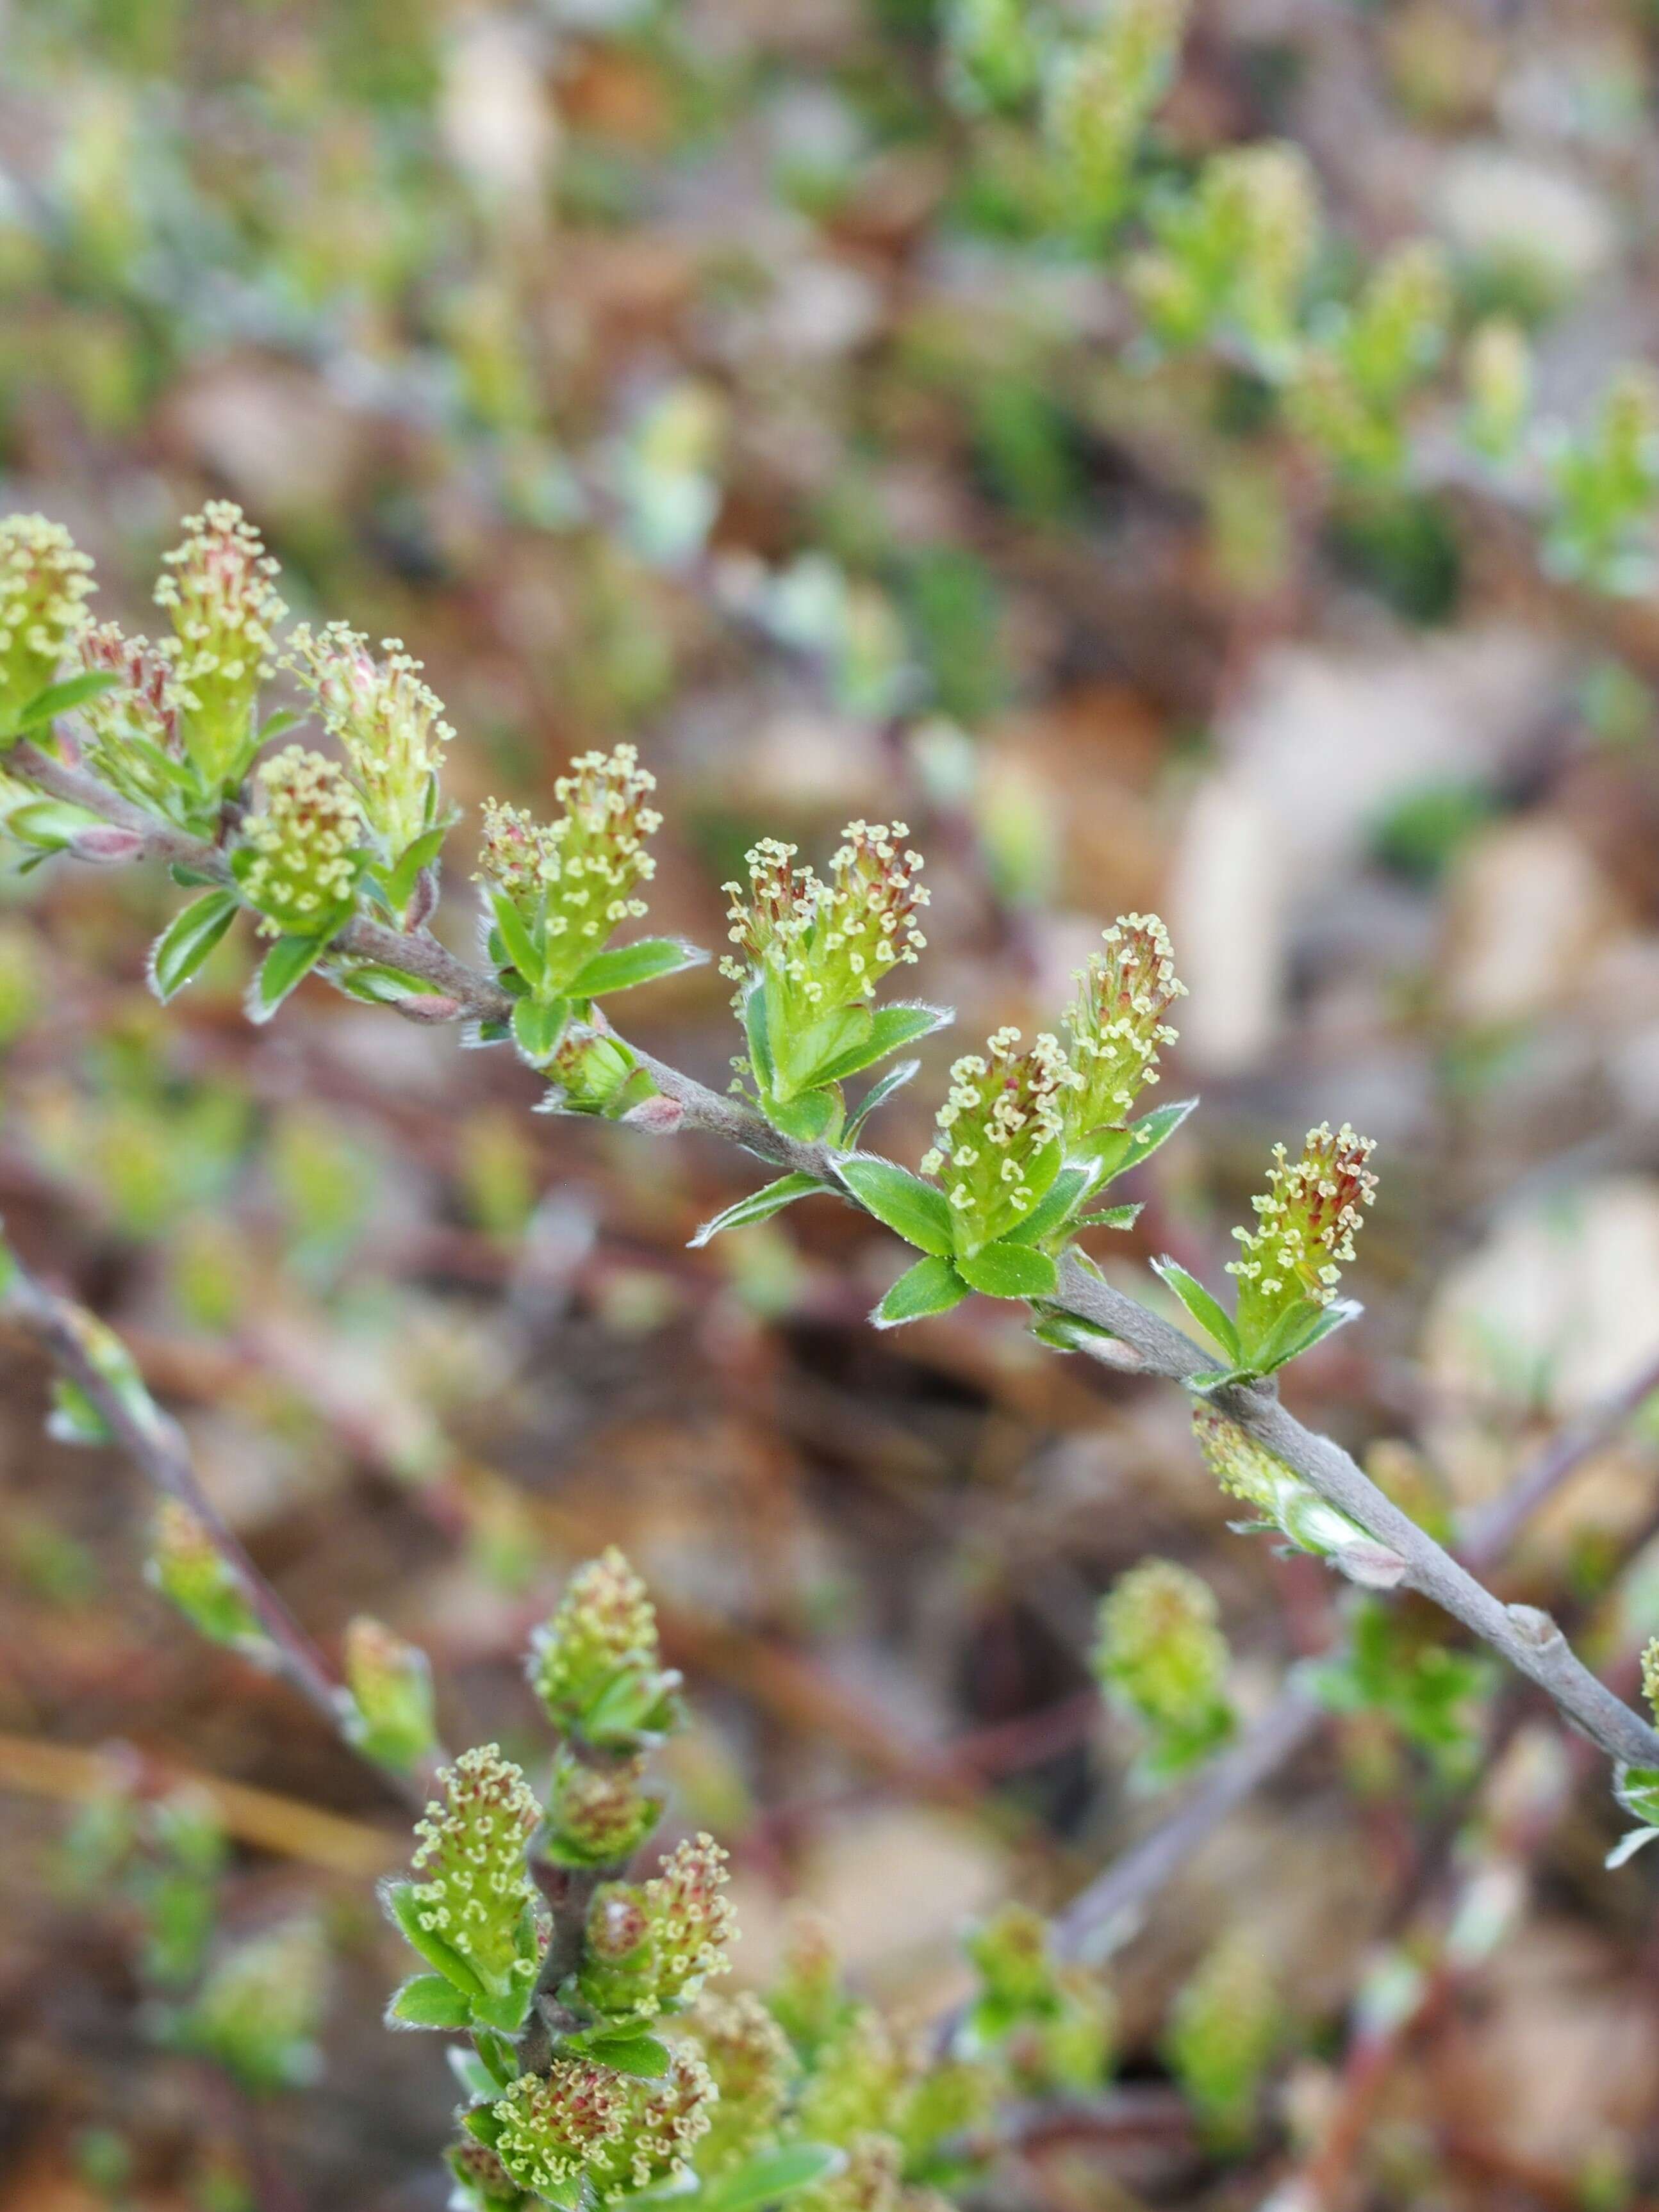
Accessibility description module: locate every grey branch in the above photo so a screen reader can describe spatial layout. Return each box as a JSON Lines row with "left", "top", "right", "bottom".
{"left": 0, "top": 1245, "right": 436, "bottom": 1810}
{"left": 15, "top": 737, "right": 1659, "bottom": 1776}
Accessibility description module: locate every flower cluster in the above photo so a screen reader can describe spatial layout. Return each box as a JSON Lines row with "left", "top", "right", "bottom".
{"left": 479, "top": 743, "right": 662, "bottom": 995}
{"left": 1290, "top": 242, "right": 1451, "bottom": 481}
{"left": 1042, "top": 0, "right": 1190, "bottom": 236}
{"left": 723, "top": 823, "right": 927, "bottom": 1013}
{"left": 174, "top": 1917, "right": 329, "bottom": 2093}
{"left": 1464, "top": 316, "right": 1531, "bottom": 464}
{"left": 286, "top": 622, "right": 452, "bottom": 872}
{"left": 1545, "top": 365, "right": 1659, "bottom": 592}
{"left": 233, "top": 745, "right": 364, "bottom": 938}
{"left": 1131, "top": 143, "right": 1319, "bottom": 364}
{"left": 0, "top": 512, "right": 96, "bottom": 730}
{"left": 579, "top": 1832, "right": 736, "bottom": 2019}
{"left": 340, "top": 1616, "right": 436, "bottom": 1773}
{"left": 644, "top": 1831, "right": 738, "bottom": 2006}
{"left": 1192, "top": 1405, "right": 1385, "bottom": 1575}
{"left": 153, "top": 502, "right": 285, "bottom": 790}
{"left": 1163, "top": 1931, "right": 1279, "bottom": 2152}
{"left": 1059, "top": 912, "right": 1185, "bottom": 1144}
{"left": 1225, "top": 1120, "right": 1378, "bottom": 1352}
{"left": 685, "top": 1992, "right": 797, "bottom": 2174}
{"left": 962, "top": 1904, "right": 1116, "bottom": 2095}
{"left": 542, "top": 1748, "right": 661, "bottom": 1867}
{"left": 527, "top": 1544, "right": 682, "bottom": 1748}
{"left": 921, "top": 1028, "right": 1067, "bottom": 1254}
{"left": 401, "top": 1746, "right": 541, "bottom": 2011}
{"left": 583, "top": 2052, "right": 716, "bottom": 2202}
{"left": 76, "top": 623, "right": 186, "bottom": 815}
{"left": 486, "top": 2056, "right": 631, "bottom": 2197}
{"left": 1094, "top": 1558, "right": 1235, "bottom": 1783}
{"left": 144, "top": 1499, "right": 265, "bottom": 1655}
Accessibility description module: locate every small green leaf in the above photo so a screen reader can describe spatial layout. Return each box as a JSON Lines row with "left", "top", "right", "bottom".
{"left": 1247, "top": 1296, "right": 1361, "bottom": 1377}
{"left": 1606, "top": 1826, "right": 1659, "bottom": 1869}
{"left": 511, "top": 997, "right": 570, "bottom": 1067}
{"left": 809, "top": 1000, "right": 953, "bottom": 1086}
{"left": 844, "top": 1059, "right": 921, "bottom": 1143}
{"left": 1001, "top": 1166, "right": 1093, "bottom": 1246}
{"left": 148, "top": 889, "right": 240, "bottom": 1003}
{"left": 258, "top": 707, "right": 302, "bottom": 745}
{"left": 742, "top": 980, "right": 776, "bottom": 1095}
{"left": 1077, "top": 1202, "right": 1143, "bottom": 1230}
{"left": 382, "top": 1881, "right": 485, "bottom": 2004}
{"left": 955, "top": 1242, "right": 1059, "bottom": 1299}
{"left": 388, "top": 1974, "right": 474, "bottom": 2030}
{"left": 696, "top": 2144, "right": 847, "bottom": 2212}
{"left": 3, "top": 798, "right": 103, "bottom": 849}
{"left": 247, "top": 933, "right": 329, "bottom": 1025}
{"left": 490, "top": 889, "right": 543, "bottom": 990}
{"left": 566, "top": 2031, "right": 672, "bottom": 2079}
{"left": 384, "top": 823, "right": 448, "bottom": 910}
{"left": 1121, "top": 1095, "right": 1198, "bottom": 1170}
{"left": 1151, "top": 1257, "right": 1242, "bottom": 1361}
{"left": 872, "top": 1253, "right": 970, "bottom": 1328}
{"left": 690, "top": 1172, "right": 830, "bottom": 1247}
{"left": 766, "top": 1087, "right": 841, "bottom": 1144}
{"left": 775, "top": 1004, "right": 870, "bottom": 1097}
{"left": 836, "top": 1154, "right": 955, "bottom": 1255}
{"left": 566, "top": 935, "right": 707, "bottom": 997}
{"left": 12, "top": 669, "right": 123, "bottom": 729}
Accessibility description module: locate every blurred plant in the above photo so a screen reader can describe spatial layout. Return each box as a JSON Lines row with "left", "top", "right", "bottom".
{"left": 1130, "top": 143, "right": 1318, "bottom": 369}
{"left": 1309, "top": 1598, "right": 1493, "bottom": 1783}
{"left": 959, "top": 1903, "right": 1116, "bottom": 2093}
{"left": 1543, "top": 366, "right": 1659, "bottom": 593}
{"left": 1094, "top": 1557, "right": 1236, "bottom": 1784}
{"left": 1163, "top": 1930, "right": 1279, "bottom": 2152}
{"left": 62, "top": 1776, "right": 328, "bottom": 2095}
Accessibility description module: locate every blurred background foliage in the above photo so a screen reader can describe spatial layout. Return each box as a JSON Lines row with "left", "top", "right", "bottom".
{"left": 6, "top": 0, "right": 1659, "bottom": 2204}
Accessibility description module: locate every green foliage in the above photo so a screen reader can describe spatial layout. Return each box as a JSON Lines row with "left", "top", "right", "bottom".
{"left": 339, "top": 1616, "right": 439, "bottom": 1772}
{"left": 1308, "top": 1599, "right": 1493, "bottom": 1782}
{"left": 1094, "top": 1558, "right": 1236, "bottom": 1785}
{"left": 959, "top": 1905, "right": 1116, "bottom": 2095}
{"left": 1163, "top": 1931, "right": 1280, "bottom": 2151}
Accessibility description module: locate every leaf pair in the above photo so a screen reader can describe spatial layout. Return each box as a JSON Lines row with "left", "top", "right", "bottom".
{"left": 831, "top": 1155, "right": 1059, "bottom": 1325}
{"left": 743, "top": 981, "right": 950, "bottom": 1145}
{"left": 382, "top": 1880, "right": 541, "bottom": 2039}
{"left": 1152, "top": 1256, "right": 1360, "bottom": 1384}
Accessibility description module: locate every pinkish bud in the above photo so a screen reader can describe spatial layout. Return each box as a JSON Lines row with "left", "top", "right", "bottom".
{"left": 69, "top": 823, "right": 147, "bottom": 864}
{"left": 624, "top": 1094, "right": 684, "bottom": 1134}
{"left": 392, "top": 992, "right": 463, "bottom": 1025}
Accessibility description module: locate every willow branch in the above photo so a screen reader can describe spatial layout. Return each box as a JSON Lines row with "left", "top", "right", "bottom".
{"left": 15, "top": 742, "right": 1659, "bottom": 1776}
{"left": 0, "top": 1245, "right": 437, "bottom": 1810}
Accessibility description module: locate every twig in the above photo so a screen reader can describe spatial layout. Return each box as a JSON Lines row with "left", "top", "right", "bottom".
{"left": 0, "top": 1248, "right": 438, "bottom": 1810}
{"left": 14, "top": 745, "right": 1659, "bottom": 1775}
{"left": 0, "top": 1729, "right": 400, "bottom": 1874}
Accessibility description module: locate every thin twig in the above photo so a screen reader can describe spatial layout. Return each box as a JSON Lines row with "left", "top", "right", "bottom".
{"left": 0, "top": 1249, "right": 438, "bottom": 1810}
{"left": 13, "top": 742, "right": 1659, "bottom": 1778}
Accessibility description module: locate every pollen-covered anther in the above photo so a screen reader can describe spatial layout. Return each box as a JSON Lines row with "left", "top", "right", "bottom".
{"left": 1061, "top": 912, "right": 1185, "bottom": 1138}
{"left": 643, "top": 1832, "right": 737, "bottom": 2005}
{"left": 286, "top": 622, "right": 452, "bottom": 863}
{"left": 408, "top": 1745, "right": 540, "bottom": 1990}
{"left": 490, "top": 2058, "right": 632, "bottom": 2197}
{"left": 0, "top": 512, "right": 96, "bottom": 725}
{"left": 237, "top": 745, "right": 363, "bottom": 938}
{"left": 922, "top": 1026, "right": 1067, "bottom": 1250}
{"left": 720, "top": 823, "right": 927, "bottom": 1014}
